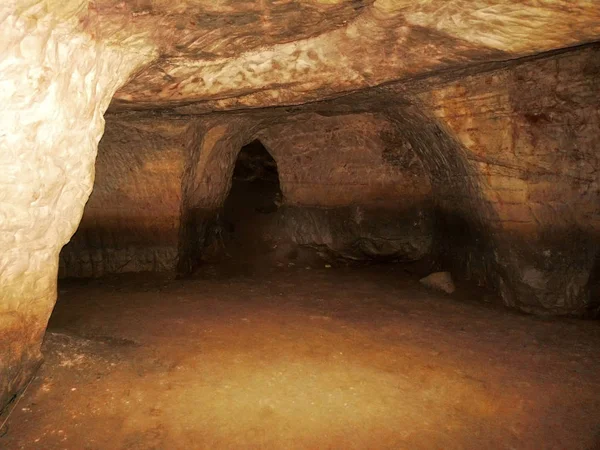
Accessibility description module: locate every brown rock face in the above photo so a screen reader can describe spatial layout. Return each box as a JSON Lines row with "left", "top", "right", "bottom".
{"left": 63, "top": 45, "right": 600, "bottom": 316}
{"left": 1, "top": 0, "right": 600, "bottom": 416}
{"left": 60, "top": 118, "right": 188, "bottom": 277}
{"left": 104, "top": 0, "right": 600, "bottom": 111}
{"left": 413, "top": 44, "right": 600, "bottom": 314}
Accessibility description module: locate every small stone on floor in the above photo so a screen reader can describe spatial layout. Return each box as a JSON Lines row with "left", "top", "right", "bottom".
{"left": 420, "top": 272, "right": 456, "bottom": 294}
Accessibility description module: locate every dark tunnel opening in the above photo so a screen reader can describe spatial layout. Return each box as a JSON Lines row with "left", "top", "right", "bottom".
{"left": 217, "top": 139, "right": 283, "bottom": 264}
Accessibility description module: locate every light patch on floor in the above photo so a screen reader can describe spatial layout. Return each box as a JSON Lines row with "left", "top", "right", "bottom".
{"left": 2, "top": 267, "right": 600, "bottom": 449}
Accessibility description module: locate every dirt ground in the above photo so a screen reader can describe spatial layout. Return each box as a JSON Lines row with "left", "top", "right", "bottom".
{"left": 2, "top": 266, "right": 600, "bottom": 449}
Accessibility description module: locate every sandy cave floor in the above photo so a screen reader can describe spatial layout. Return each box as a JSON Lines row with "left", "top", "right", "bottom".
{"left": 2, "top": 266, "right": 600, "bottom": 449}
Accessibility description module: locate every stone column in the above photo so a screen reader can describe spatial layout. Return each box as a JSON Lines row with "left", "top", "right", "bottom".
{"left": 0, "top": 1, "right": 155, "bottom": 410}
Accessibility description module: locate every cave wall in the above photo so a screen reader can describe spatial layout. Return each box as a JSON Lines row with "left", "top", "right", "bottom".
{"left": 55, "top": 45, "right": 600, "bottom": 315}
{"left": 257, "top": 113, "right": 433, "bottom": 261}
{"left": 258, "top": 113, "right": 430, "bottom": 208}
{"left": 59, "top": 118, "right": 188, "bottom": 277}
{"left": 0, "top": 2, "right": 156, "bottom": 416}
{"left": 2, "top": 0, "right": 599, "bottom": 427}
{"left": 177, "top": 118, "right": 259, "bottom": 272}
{"left": 412, "top": 45, "right": 600, "bottom": 314}
{"left": 176, "top": 112, "right": 434, "bottom": 268}
{"left": 54, "top": 110, "right": 435, "bottom": 272}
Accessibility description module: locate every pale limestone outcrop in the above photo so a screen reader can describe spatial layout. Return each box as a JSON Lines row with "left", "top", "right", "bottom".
{"left": 0, "top": 1, "right": 155, "bottom": 411}
{"left": 420, "top": 272, "right": 456, "bottom": 295}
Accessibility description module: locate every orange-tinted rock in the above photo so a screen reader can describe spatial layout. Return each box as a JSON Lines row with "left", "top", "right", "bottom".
{"left": 414, "top": 44, "right": 600, "bottom": 314}
{"left": 1, "top": 0, "right": 600, "bottom": 417}
{"left": 60, "top": 118, "right": 188, "bottom": 277}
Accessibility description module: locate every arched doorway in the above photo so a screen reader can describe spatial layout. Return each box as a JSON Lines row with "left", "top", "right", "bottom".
{"left": 219, "top": 139, "right": 282, "bottom": 264}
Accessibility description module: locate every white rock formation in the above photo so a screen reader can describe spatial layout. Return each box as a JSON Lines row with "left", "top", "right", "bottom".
{"left": 0, "top": 0, "right": 156, "bottom": 407}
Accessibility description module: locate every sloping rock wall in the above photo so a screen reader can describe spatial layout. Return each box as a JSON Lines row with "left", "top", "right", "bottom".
{"left": 62, "top": 45, "right": 600, "bottom": 316}
{"left": 175, "top": 112, "right": 433, "bottom": 268}
{"left": 59, "top": 118, "right": 188, "bottom": 277}
{"left": 413, "top": 45, "right": 600, "bottom": 314}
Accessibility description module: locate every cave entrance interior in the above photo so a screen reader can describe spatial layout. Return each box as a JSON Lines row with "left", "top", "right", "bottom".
{"left": 217, "top": 139, "right": 283, "bottom": 266}
{"left": 7, "top": 84, "right": 599, "bottom": 447}
{"left": 2, "top": 3, "right": 600, "bottom": 448}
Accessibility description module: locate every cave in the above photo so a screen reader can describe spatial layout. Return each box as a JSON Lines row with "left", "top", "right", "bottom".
{"left": 1, "top": 2, "right": 600, "bottom": 448}
{"left": 211, "top": 139, "right": 283, "bottom": 267}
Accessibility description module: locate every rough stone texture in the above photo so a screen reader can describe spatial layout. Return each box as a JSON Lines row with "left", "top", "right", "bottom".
{"left": 420, "top": 272, "right": 456, "bottom": 295}
{"left": 412, "top": 44, "right": 600, "bottom": 315}
{"left": 104, "top": 0, "right": 600, "bottom": 112}
{"left": 257, "top": 114, "right": 432, "bottom": 262}
{"left": 59, "top": 118, "right": 187, "bottom": 277}
{"left": 258, "top": 113, "right": 430, "bottom": 209}
{"left": 0, "top": 1, "right": 155, "bottom": 415}
{"left": 274, "top": 206, "right": 432, "bottom": 263}
{"left": 2, "top": 0, "right": 600, "bottom": 421}
{"left": 60, "top": 114, "right": 433, "bottom": 273}
{"left": 73, "top": 46, "right": 600, "bottom": 312}
{"left": 175, "top": 112, "right": 433, "bottom": 270}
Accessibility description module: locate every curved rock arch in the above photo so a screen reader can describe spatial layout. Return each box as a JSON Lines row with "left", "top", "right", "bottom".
{"left": 175, "top": 94, "right": 486, "bottom": 276}
{"left": 2, "top": 0, "right": 599, "bottom": 420}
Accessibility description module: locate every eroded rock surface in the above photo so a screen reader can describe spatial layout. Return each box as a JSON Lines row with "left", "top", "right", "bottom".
{"left": 59, "top": 118, "right": 188, "bottom": 277}
{"left": 413, "top": 44, "right": 600, "bottom": 315}
{"left": 106, "top": 0, "right": 600, "bottom": 111}
{"left": 61, "top": 45, "right": 600, "bottom": 316}
{"left": 2, "top": 0, "right": 600, "bottom": 418}
{"left": 0, "top": 0, "right": 155, "bottom": 415}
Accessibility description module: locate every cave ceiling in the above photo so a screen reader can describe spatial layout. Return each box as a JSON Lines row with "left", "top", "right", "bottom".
{"left": 83, "top": 0, "right": 600, "bottom": 112}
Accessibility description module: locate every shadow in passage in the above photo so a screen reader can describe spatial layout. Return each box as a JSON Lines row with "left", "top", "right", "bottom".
{"left": 212, "top": 139, "right": 283, "bottom": 266}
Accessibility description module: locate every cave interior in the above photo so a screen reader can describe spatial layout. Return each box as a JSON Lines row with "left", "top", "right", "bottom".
{"left": 1, "top": 1, "right": 600, "bottom": 448}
